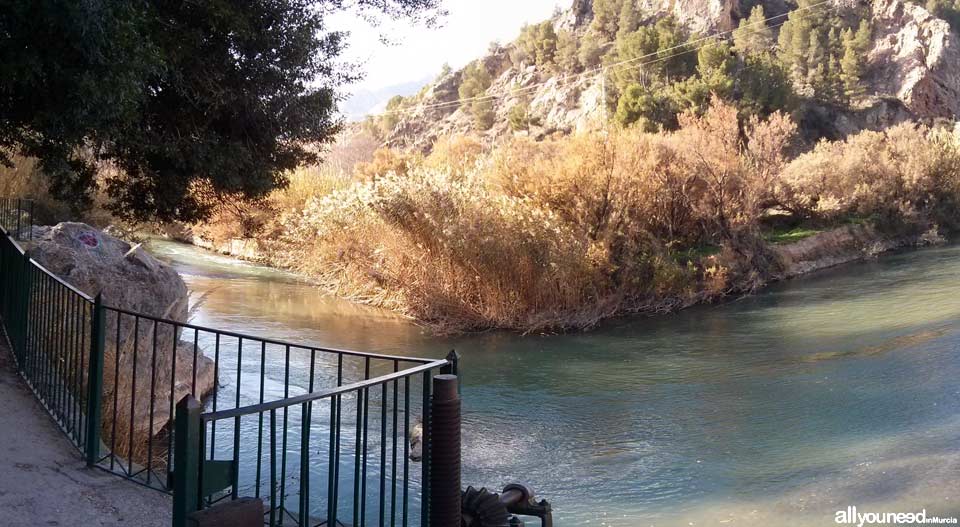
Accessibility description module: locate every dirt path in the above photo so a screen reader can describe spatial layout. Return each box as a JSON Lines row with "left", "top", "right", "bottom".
{"left": 0, "top": 340, "right": 171, "bottom": 527}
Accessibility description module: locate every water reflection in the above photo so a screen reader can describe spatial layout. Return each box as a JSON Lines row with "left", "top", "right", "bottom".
{"left": 147, "top": 238, "right": 960, "bottom": 526}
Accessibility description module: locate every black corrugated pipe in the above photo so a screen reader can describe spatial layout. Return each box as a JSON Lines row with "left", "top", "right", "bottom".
{"left": 430, "top": 374, "right": 461, "bottom": 526}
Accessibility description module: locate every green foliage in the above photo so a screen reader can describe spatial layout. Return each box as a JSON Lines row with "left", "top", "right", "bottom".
{"left": 0, "top": 0, "right": 442, "bottom": 222}
{"left": 508, "top": 100, "right": 539, "bottom": 131}
{"left": 670, "top": 41, "right": 735, "bottom": 115}
{"left": 579, "top": 32, "right": 606, "bottom": 69}
{"left": 924, "top": 0, "right": 960, "bottom": 32}
{"left": 610, "top": 16, "right": 695, "bottom": 91}
{"left": 379, "top": 95, "right": 407, "bottom": 136}
{"left": 459, "top": 62, "right": 495, "bottom": 130}
{"left": 840, "top": 20, "right": 871, "bottom": 100}
{"left": 615, "top": 84, "right": 678, "bottom": 131}
{"left": 593, "top": 0, "right": 626, "bottom": 38}
{"left": 556, "top": 30, "right": 581, "bottom": 74}
{"left": 763, "top": 226, "right": 822, "bottom": 244}
{"left": 516, "top": 21, "right": 559, "bottom": 69}
{"left": 617, "top": 0, "right": 642, "bottom": 40}
{"left": 777, "top": 0, "right": 865, "bottom": 104}
{"left": 738, "top": 52, "right": 795, "bottom": 117}
{"left": 438, "top": 63, "right": 453, "bottom": 79}
{"left": 733, "top": 5, "right": 775, "bottom": 56}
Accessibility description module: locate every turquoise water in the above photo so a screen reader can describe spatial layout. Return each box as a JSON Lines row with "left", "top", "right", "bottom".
{"left": 147, "top": 239, "right": 960, "bottom": 526}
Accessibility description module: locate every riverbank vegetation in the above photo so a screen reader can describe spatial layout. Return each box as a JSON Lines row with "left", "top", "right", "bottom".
{"left": 181, "top": 100, "right": 960, "bottom": 332}
{"left": 4, "top": 98, "right": 957, "bottom": 333}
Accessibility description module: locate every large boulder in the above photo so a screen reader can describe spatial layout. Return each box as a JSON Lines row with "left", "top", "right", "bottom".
{"left": 28, "top": 222, "right": 215, "bottom": 463}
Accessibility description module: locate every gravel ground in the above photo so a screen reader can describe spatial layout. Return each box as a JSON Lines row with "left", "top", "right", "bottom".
{"left": 0, "top": 339, "right": 172, "bottom": 527}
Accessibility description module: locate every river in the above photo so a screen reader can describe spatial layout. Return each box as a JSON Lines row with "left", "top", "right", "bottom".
{"left": 145, "top": 238, "right": 960, "bottom": 526}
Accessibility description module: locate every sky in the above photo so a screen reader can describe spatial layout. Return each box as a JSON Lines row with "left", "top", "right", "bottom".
{"left": 329, "top": 0, "right": 574, "bottom": 93}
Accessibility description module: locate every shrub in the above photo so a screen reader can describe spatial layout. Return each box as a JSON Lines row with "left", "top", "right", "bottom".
{"left": 282, "top": 168, "right": 684, "bottom": 331}
{"left": 355, "top": 148, "right": 421, "bottom": 181}
{"left": 778, "top": 123, "right": 960, "bottom": 227}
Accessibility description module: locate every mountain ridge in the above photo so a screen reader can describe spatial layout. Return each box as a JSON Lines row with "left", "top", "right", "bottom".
{"left": 360, "top": 0, "right": 960, "bottom": 151}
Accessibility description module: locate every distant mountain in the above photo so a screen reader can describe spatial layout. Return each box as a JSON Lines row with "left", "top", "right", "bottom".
{"left": 338, "top": 76, "right": 434, "bottom": 121}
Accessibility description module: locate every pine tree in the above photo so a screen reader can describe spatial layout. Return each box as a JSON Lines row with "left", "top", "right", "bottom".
{"left": 533, "top": 21, "right": 559, "bottom": 67}
{"left": 579, "top": 32, "right": 605, "bottom": 68}
{"left": 840, "top": 28, "right": 865, "bottom": 100}
{"left": 617, "top": 0, "right": 641, "bottom": 41}
{"left": 806, "top": 27, "right": 824, "bottom": 90}
{"left": 593, "top": 0, "right": 625, "bottom": 39}
{"left": 853, "top": 19, "right": 872, "bottom": 52}
{"left": 557, "top": 30, "right": 581, "bottom": 74}
{"left": 828, "top": 55, "right": 844, "bottom": 103}
{"left": 733, "top": 5, "right": 774, "bottom": 55}
{"left": 458, "top": 62, "right": 495, "bottom": 130}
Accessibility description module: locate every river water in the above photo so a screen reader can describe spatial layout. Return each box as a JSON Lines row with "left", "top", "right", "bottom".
{"left": 146, "top": 239, "right": 960, "bottom": 526}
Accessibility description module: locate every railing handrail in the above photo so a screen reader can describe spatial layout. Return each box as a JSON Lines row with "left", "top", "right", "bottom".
{"left": 0, "top": 223, "right": 95, "bottom": 301}
{"left": 1, "top": 221, "right": 436, "bottom": 364}
{"left": 29, "top": 257, "right": 96, "bottom": 301}
{"left": 202, "top": 358, "right": 449, "bottom": 422}
{"left": 0, "top": 210, "right": 460, "bottom": 527}
{"left": 103, "top": 303, "right": 439, "bottom": 365}
{"left": 1, "top": 225, "right": 25, "bottom": 255}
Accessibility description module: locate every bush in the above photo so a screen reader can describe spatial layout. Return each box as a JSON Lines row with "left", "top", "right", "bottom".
{"left": 283, "top": 168, "right": 680, "bottom": 331}
{"left": 259, "top": 100, "right": 960, "bottom": 333}
{"left": 778, "top": 123, "right": 960, "bottom": 227}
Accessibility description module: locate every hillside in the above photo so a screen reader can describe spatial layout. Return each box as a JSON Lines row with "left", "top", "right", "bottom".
{"left": 360, "top": 0, "right": 960, "bottom": 150}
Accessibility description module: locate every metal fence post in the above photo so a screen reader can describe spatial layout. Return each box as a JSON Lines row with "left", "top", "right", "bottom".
{"left": 16, "top": 250, "right": 31, "bottom": 366}
{"left": 85, "top": 292, "right": 106, "bottom": 466}
{"left": 440, "top": 350, "right": 460, "bottom": 395}
{"left": 15, "top": 198, "right": 21, "bottom": 240}
{"left": 173, "top": 395, "right": 203, "bottom": 527}
{"left": 429, "top": 374, "right": 461, "bottom": 527}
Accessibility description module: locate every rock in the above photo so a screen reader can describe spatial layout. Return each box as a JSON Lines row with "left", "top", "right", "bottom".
{"left": 867, "top": 0, "right": 960, "bottom": 120}
{"left": 637, "top": 0, "right": 740, "bottom": 34}
{"left": 26, "top": 222, "right": 215, "bottom": 463}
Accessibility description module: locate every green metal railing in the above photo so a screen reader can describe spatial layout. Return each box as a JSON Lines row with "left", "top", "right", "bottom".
{"left": 0, "top": 212, "right": 458, "bottom": 527}
{"left": 0, "top": 197, "right": 34, "bottom": 240}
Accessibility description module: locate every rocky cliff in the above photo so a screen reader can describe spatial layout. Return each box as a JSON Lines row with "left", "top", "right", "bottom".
{"left": 868, "top": 0, "right": 960, "bottom": 119}
{"left": 375, "top": 0, "right": 960, "bottom": 150}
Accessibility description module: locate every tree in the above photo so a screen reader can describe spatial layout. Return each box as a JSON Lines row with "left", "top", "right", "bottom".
{"left": 516, "top": 21, "right": 559, "bottom": 69}
{"left": 840, "top": 26, "right": 868, "bottom": 100}
{"left": 776, "top": 0, "right": 856, "bottom": 103}
{"left": 611, "top": 17, "right": 695, "bottom": 91}
{"left": 380, "top": 95, "right": 407, "bottom": 137}
{"left": 738, "top": 52, "right": 795, "bottom": 116}
{"left": 671, "top": 41, "right": 735, "bottom": 114}
{"left": 533, "top": 21, "right": 559, "bottom": 67}
{"left": 557, "top": 30, "right": 581, "bottom": 74}
{"left": 593, "top": 0, "right": 626, "bottom": 39}
{"left": 459, "top": 62, "right": 495, "bottom": 130}
{"left": 615, "top": 84, "right": 678, "bottom": 131}
{"left": 0, "top": 0, "right": 444, "bottom": 222}
{"left": 579, "top": 32, "right": 607, "bottom": 69}
{"left": 617, "top": 0, "right": 642, "bottom": 41}
{"left": 508, "top": 100, "right": 539, "bottom": 131}
{"left": 733, "top": 5, "right": 774, "bottom": 56}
